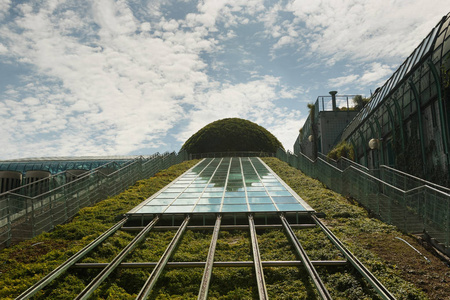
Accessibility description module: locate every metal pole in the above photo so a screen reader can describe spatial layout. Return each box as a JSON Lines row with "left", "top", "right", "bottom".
{"left": 280, "top": 214, "right": 332, "bottom": 300}
{"left": 248, "top": 214, "right": 269, "bottom": 300}
{"left": 409, "top": 80, "right": 427, "bottom": 176}
{"left": 136, "top": 215, "right": 190, "bottom": 300}
{"left": 428, "top": 60, "right": 450, "bottom": 173}
{"left": 198, "top": 215, "right": 221, "bottom": 300}
{"left": 312, "top": 215, "right": 396, "bottom": 300}
{"left": 17, "top": 218, "right": 129, "bottom": 300}
{"left": 75, "top": 216, "right": 160, "bottom": 300}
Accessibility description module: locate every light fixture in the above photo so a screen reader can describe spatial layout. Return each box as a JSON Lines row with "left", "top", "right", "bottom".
{"left": 308, "top": 135, "right": 314, "bottom": 142}
{"left": 368, "top": 138, "right": 379, "bottom": 150}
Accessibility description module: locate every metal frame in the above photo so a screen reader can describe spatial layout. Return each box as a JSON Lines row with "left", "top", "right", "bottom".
{"left": 16, "top": 212, "right": 397, "bottom": 299}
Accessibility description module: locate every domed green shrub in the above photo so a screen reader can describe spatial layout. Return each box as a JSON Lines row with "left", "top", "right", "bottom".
{"left": 181, "top": 118, "right": 283, "bottom": 154}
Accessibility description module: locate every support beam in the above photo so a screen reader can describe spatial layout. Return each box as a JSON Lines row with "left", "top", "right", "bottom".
{"left": 392, "top": 97, "right": 405, "bottom": 151}
{"left": 359, "top": 130, "right": 368, "bottom": 168}
{"left": 428, "top": 60, "right": 450, "bottom": 172}
{"left": 280, "top": 214, "right": 332, "bottom": 300}
{"left": 248, "top": 214, "right": 269, "bottom": 300}
{"left": 72, "top": 260, "right": 348, "bottom": 269}
{"left": 121, "top": 224, "right": 317, "bottom": 232}
{"left": 75, "top": 216, "right": 160, "bottom": 300}
{"left": 136, "top": 215, "right": 190, "bottom": 300}
{"left": 409, "top": 80, "right": 427, "bottom": 175}
{"left": 198, "top": 215, "right": 221, "bottom": 300}
{"left": 16, "top": 218, "right": 129, "bottom": 300}
{"left": 374, "top": 117, "right": 385, "bottom": 166}
{"left": 312, "top": 215, "right": 395, "bottom": 300}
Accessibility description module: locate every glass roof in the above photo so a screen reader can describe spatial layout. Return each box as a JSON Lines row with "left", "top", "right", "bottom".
{"left": 128, "top": 157, "right": 314, "bottom": 215}
{"left": 341, "top": 14, "right": 445, "bottom": 141}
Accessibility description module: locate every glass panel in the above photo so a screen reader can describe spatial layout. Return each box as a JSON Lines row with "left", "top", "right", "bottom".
{"left": 165, "top": 205, "right": 195, "bottom": 213}
{"left": 247, "top": 191, "right": 268, "bottom": 197}
{"left": 272, "top": 196, "right": 298, "bottom": 203}
{"left": 172, "top": 198, "right": 198, "bottom": 205}
{"left": 277, "top": 203, "right": 306, "bottom": 211}
{"left": 221, "top": 204, "right": 249, "bottom": 212}
{"left": 193, "top": 205, "right": 221, "bottom": 212}
{"left": 130, "top": 158, "right": 313, "bottom": 215}
{"left": 198, "top": 198, "right": 223, "bottom": 204}
{"left": 248, "top": 197, "right": 272, "bottom": 204}
{"left": 250, "top": 204, "right": 276, "bottom": 212}
{"left": 139, "top": 206, "right": 166, "bottom": 213}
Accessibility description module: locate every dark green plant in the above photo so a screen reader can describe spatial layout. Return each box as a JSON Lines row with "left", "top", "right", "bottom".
{"left": 181, "top": 118, "right": 283, "bottom": 154}
{"left": 352, "top": 95, "right": 370, "bottom": 111}
{"left": 327, "top": 141, "right": 355, "bottom": 161}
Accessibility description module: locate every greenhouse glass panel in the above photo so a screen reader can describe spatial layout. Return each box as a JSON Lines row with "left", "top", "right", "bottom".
{"left": 128, "top": 157, "right": 314, "bottom": 215}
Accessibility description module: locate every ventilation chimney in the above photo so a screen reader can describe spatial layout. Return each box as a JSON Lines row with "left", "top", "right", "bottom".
{"left": 329, "top": 91, "right": 338, "bottom": 111}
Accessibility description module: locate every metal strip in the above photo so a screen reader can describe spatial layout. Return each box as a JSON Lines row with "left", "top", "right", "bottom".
{"left": 121, "top": 224, "right": 317, "bottom": 231}
{"left": 136, "top": 215, "right": 191, "bottom": 299}
{"left": 409, "top": 80, "right": 427, "bottom": 175}
{"left": 191, "top": 158, "right": 223, "bottom": 212}
{"left": 198, "top": 214, "right": 221, "bottom": 300}
{"left": 249, "top": 214, "right": 269, "bottom": 299}
{"left": 75, "top": 216, "right": 160, "bottom": 300}
{"left": 280, "top": 214, "right": 332, "bottom": 300}
{"left": 16, "top": 217, "right": 128, "bottom": 300}
{"left": 219, "top": 158, "right": 233, "bottom": 212}
{"left": 312, "top": 215, "right": 396, "bottom": 300}
{"left": 247, "top": 158, "right": 280, "bottom": 211}
{"left": 239, "top": 158, "right": 250, "bottom": 211}
{"left": 73, "top": 260, "right": 348, "bottom": 269}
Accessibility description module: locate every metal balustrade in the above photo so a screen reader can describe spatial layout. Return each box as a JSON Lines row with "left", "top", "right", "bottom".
{"left": 0, "top": 151, "right": 189, "bottom": 249}
{"left": 277, "top": 149, "right": 450, "bottom": 255}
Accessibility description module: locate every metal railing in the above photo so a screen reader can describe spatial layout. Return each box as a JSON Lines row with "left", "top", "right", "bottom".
{"left": 0, "top": 151, "right": 189, "bottom": 249}
{"left": 189, "top": 151, "right": 275, "bottom": 159}
{"left": 277, "top": 149, "right": 450, "bottom": 255}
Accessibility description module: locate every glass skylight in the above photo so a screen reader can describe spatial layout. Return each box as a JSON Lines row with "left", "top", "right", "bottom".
{"left": 128, "top": 157, "right": 314, "bottom": 215}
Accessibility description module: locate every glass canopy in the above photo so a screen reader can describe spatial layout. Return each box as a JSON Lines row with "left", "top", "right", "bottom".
{"left": 128, "top": 157, "right": 314, "bottom": 215}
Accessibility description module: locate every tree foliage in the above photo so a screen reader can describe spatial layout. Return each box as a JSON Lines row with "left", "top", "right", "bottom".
{"left": 181, "top": 118, "right": 284, "bottom": 154}
{"left": 352, "top": 95, "right": 370, "bottom": 111}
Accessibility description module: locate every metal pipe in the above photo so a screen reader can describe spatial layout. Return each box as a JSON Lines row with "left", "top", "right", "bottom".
{"left": 72, "top": 260, "right": 348, "bottom": 269}
{"left": 428, "top": 60, "right": 450, "bottom": 173}
{"left": 121, "top": 224, "right": 317, "bottom": 231}
{"left": 280, "top": 214, "right": 332, "bottom": 300}
{"left": 75, "top": 216, "right": 160, "bottom": 300}
{"left": 16, "top": 217, "right": 128, "bottom": 300}
{"left": 392, "top": 98, "right": 405, "bottom": 151}
{"left": 312, "top": 215, "right": 396, "bottom": 300}
{"left": 136, "top": 215, "right": 190, "bottom": 300}
{"left": 198, "top": 215, "right": 221, "bottom": 300}
{"left": 409, "top": 80, "right": 427, "bottom": 175}
{"left": 248, "top": 214, "right": 269, "bottom": 299}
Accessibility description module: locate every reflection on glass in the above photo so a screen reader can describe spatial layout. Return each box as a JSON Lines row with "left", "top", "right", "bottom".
{"left": 132, "top": 157, "right": 312, "bottom": 215}
{"left": 198, "top": 198, "right": 223, "bottom": 204}
{"left": 221, "top": 204, "right": 249, "bottom": 212}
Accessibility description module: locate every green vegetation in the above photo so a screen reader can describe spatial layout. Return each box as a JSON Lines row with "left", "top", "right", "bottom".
{"left": 263, "top": 157, "right": 449, "bottom": 300}
{"left": 351, "top": 95, "right": 370, "bottom": 111}
{"left": 1, "top": 158, "right": 447, "bottom": 299}
{"left": 327, "top": 141, "right": 355, "bottom": 161}
{"left": 181, "top": 118, "right": 283, "bottom": 154}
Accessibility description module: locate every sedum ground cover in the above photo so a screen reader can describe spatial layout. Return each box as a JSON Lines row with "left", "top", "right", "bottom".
{"left": 0, "top": 158, "right": 448, "bottom": 299}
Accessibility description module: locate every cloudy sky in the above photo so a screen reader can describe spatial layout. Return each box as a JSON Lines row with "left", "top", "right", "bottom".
{"left": 0, "top": 0, "right": 447, "bottom": 159}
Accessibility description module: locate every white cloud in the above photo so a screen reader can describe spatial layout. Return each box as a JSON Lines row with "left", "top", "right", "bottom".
{"left": 267, "top": 0, "right": 448, "bottom": 63}
{"left": 176, "top": 76, "right": 303, "bottom": 150}
{"left": 328, "top": 74, "right": 359, "bottom": 87}
{"left": 328, "top": 62, "right": 394, "bottom": 88}
{"left": 0, "top": 0, "right": 447, "bottom": 159}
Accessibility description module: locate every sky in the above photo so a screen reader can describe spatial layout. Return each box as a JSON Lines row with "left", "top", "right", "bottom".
{"left": 0, "top": 0, "right": 448, "bottom": 160}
